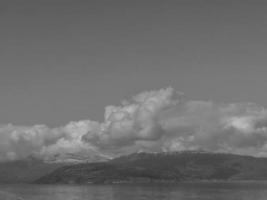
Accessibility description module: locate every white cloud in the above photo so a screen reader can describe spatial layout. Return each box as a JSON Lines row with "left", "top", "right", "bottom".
{"left": 1, "top": 87, "right": 267, "bottom": 161}
{"left": 82, "top": 87, "right": 180, "bottom": 148}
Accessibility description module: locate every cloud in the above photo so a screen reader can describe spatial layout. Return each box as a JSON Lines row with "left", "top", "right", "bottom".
{"left": 160, "top": 101, "right": 267, "bottom": 156}
{"left": 0, "top": 121, "right": 104, "bottom": 162}
{"left": 1, "top": 87, "right": 267, "bottom": 162}
{"left": 82, "top": 87, "right": 179, "bottom": 148}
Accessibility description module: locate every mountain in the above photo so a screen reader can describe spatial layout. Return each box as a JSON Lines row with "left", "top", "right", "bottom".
{"left": 0, "top": 157, "right": 65, "bottom": 183}
{"left": 0, "top": 151, "right": 111, "bottom": 183}
{"left": 35, "top": 151, "right": 267, "bottom": 184}
{"left": 45, "top": 152, "right": 111, "bottom": 163}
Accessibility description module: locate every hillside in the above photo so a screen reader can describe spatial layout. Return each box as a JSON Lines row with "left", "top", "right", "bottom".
{"left": 0, "top": 157, "right": 64, "bottom": 183}
{"left": 35, "top": 151, "right": 267, "bottom": 184}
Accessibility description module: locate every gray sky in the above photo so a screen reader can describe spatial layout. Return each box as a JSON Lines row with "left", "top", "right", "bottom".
{"left": 1, "top": 0, "right": 267, "bottom": 127}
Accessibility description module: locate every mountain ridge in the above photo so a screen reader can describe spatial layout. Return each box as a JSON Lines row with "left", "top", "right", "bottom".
{"left": 0, "top": 158, "right": 64, "bottom": 183}
{"left": 35, "top": 151, "right": 267, "bottom": 184}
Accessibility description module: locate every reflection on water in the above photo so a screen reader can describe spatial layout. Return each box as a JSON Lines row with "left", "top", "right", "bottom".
{"left": 1, "top": 182, "right": 267, "bottom": 200}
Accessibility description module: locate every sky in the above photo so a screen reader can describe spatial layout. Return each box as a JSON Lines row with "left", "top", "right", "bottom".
{"left": 1, "top": 0, "right": 267, "bottom": 126}
{"left": 1, "top": 1, "right": 267, "bottom": 161}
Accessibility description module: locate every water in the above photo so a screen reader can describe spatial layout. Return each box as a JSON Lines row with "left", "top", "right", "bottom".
{"left": 1, "top": 182, "right": 267, "bottom": 200}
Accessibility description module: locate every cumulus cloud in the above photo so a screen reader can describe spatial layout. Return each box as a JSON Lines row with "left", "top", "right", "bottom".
{"left": 2, "top": 87, "right": 267, "bottom": 162}
{"left": 160, "top": 101, "right": 267, "bottom": 156}
{"left": 82, "top": 87, "right": 179, "bottom": 148}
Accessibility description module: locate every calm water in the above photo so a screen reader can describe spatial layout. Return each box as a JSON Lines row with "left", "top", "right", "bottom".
{"left": 1, "top": 182, "right": 267, "bottom": 200}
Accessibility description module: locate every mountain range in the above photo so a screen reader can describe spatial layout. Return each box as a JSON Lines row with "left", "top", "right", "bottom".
{"left": 0, "top": 157, "right": 63, "bottom": 183}
{"left": 34, "top": 151, "right": 267, "bottom": 184}
{"left": 2, "top": 151, "right": 267, "bottom": 184}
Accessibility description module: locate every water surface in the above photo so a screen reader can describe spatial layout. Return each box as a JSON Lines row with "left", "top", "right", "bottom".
{"left": 1, "top": 182, "right": 267, "bottom": 200}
